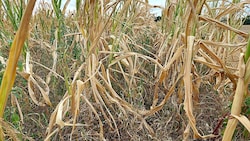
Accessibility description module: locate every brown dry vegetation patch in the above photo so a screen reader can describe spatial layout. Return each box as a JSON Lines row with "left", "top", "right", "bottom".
{"left": 0, "top": 0, "right": 250, "bottom": 141}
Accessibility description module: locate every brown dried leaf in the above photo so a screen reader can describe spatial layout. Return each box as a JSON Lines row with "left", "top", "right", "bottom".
{"left": 232, "top": 114, "right": 250, "bottom": 133}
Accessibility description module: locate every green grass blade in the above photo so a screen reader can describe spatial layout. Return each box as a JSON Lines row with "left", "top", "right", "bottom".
{"left": 245, "top": 36, "right": 250, "bottom": 63}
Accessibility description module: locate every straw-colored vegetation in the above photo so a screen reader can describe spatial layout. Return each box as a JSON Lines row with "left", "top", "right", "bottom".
{"left": 0, "top": 0, "right": 250, "bottom": 140}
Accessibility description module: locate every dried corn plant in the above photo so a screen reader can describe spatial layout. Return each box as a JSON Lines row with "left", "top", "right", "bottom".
{"left": 0, "top": 0, "right": 36, "bottom": 140}
{"left": 0, "top": 0, "right": 250, "bottom": 140}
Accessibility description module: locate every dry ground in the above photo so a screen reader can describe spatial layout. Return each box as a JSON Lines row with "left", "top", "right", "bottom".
{"left": 241, "top": 25, "right": 250, "bottom": 32}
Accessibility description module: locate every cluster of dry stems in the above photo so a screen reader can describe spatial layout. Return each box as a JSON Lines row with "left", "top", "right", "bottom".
{"left": 0, "top": 0, "right": 250, "bottom": 140}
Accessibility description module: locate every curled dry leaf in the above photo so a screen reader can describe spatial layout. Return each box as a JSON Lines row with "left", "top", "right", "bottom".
{"left": 55, "top": 95, "right": 70, "bottom": 128}
{"left": 19, "top": 71, "right": 52, "bottom": 107}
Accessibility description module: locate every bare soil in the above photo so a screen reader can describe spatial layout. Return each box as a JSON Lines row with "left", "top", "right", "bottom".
{"left": 241, "top": 25, "right": 250, "bottom": 32}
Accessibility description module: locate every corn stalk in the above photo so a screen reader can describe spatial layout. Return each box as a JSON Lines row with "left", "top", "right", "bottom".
{"left": 0, "top": 0, "right": 36, "bottom": 140}
{"left": 222, "top": 36, "right": 250, "bottom": 140}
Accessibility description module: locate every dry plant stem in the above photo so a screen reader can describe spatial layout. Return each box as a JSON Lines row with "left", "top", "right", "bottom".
{"left": 222, "top": 53, "right": 245, "bottom": 141}
{"left": 199, "top": 16, "right": 249, "bottom": 38}
{"left": 0, "top": 0, "right": 35, "bottom": 140}
{"left": 183, "top": 36, "right": 201, "bottom": 139}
